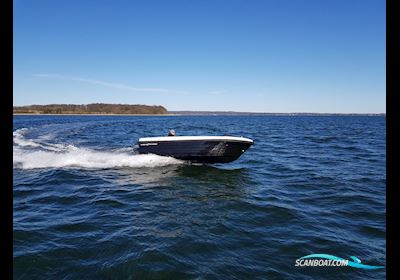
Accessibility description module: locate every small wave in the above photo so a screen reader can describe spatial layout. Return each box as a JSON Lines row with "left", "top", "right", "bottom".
{"left": 14, "top": 128, "right": 70, "bottom": 152}
{"left": 13, "top": 128, "right": 41, "bottom": 148}
{"left": 13, "top": 128, "right": 183, "bottom": 170}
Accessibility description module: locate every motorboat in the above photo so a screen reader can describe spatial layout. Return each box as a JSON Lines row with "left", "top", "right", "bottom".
{"left": 137, "top": 135, "right": 253, "bottom": 163}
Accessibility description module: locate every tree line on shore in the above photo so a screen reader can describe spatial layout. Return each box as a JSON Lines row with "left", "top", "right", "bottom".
{"left": 13, "top": 103, "right": 168, "bottom": 115}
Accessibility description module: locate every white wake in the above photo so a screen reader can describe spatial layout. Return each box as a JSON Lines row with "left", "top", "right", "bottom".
{"left": 13, "top": 128, "right": 184, "bottom": 170}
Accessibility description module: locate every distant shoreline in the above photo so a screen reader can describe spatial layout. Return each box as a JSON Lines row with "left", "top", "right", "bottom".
{"left": 13, "top": 112, "right": 385, "bottom": 116}
{"left": 13, "top": 104, "right": 385, "bottom": 116}
{"left": 169, "top": 111, "right": 385, "bottom": 116}
{"left": 169, "top": 112, "right": 385, "bottom": 116}
{"left": 13, "top": 103, "right": 169, "bottom": 115}
{"left": 13, "top": 113, "right": 177, "bottom": 116}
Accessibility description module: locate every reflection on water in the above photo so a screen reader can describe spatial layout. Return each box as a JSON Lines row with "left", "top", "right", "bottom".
{"left": 115, "top": 164, "right": 251, "bottom": 186}
{"left": 113, "top": 164, "right": 256, "bottom": 201}
{"left": 114, "top": 165, "right": 185, "bottom": 186}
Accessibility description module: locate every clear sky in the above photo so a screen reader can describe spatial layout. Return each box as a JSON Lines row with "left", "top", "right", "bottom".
{"left": 13, "top": 0, "right": 386, "bottom": 113}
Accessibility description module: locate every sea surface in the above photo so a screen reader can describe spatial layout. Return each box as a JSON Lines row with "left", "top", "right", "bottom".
{"left": 13, "top": 115, "right": 386, "bottom": 279}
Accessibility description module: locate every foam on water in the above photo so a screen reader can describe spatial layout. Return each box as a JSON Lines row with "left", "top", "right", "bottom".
{"left": 13, "top": 128, "right": 184, "bottom": 170}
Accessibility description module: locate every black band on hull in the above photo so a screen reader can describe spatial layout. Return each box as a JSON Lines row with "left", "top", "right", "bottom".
{"left": 138, "top": 140, "right": 252, "bottom": 163}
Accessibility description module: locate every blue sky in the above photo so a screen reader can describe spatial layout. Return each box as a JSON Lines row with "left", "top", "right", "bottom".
{"left": 13, "top": 0, "right": 386, "bottom": 113}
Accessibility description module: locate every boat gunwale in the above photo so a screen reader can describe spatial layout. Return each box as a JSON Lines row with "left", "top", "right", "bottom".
{"left": 138, "top": 136, "right": 254, "bottom": 144}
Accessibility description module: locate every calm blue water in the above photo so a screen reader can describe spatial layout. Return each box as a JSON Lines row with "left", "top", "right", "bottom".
{"left": 13, "top": 115, "right": 386, "bottom": 279}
